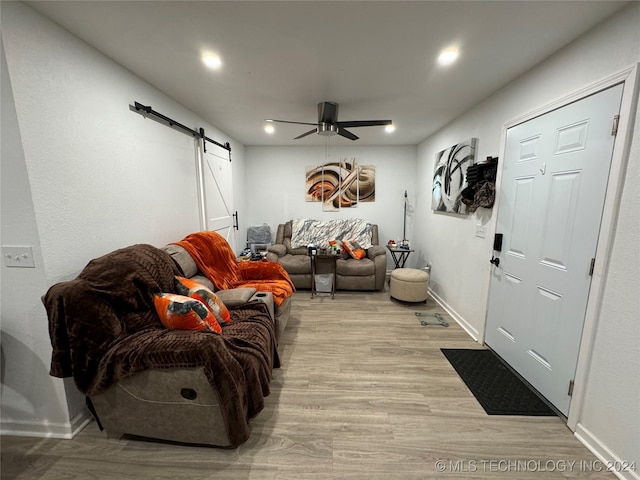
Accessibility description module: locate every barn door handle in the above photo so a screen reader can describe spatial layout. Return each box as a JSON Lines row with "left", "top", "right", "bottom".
{"left": 232, "top": 211, "right": 239, "bottom": 230}
{"left": 490, "top": 256, "right": 500, "bottom": 267}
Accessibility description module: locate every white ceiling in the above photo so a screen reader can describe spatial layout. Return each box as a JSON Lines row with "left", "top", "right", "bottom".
{"left": 26, "top": 0, "right": 629, "bottom": 146}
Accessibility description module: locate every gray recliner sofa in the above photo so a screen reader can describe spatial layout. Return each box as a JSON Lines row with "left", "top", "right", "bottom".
{"left": 162, "top": 243, "right": 290, "bottom": 339}
{"left": 266, "top": 220, "right": 387, "bottom": 291}
{"left": 44, "top": 235, "right": 292, "bottom": 448}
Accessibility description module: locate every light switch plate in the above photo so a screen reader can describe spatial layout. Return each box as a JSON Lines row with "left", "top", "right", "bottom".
{"left": 2, "top": 246, "right": 36, "bottom": 268}
{"left": 475, "top": 225, "right": 487, "bottom": 239}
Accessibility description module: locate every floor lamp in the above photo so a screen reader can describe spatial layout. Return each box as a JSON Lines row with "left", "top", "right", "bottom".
{"left": 401, "top": 190, "right": 410, "bottom": 248}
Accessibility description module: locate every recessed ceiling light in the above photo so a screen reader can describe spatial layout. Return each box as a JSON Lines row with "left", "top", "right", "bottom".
{"left": 264, "top": 124, "right": 275, "bottom": 134}
{"left": 437, "top": 48, "right": 459, "bottom": 66}
{"left": 202, "top": 53, "right": 222, "bottom": 70}
{"left": 385, "top": 124, "right": 396, "bottom": 133}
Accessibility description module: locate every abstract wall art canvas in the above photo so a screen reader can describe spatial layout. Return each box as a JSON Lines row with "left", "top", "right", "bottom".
{"left": 432, "top": 138, "right": 477, "bottom": 214}
{"left": 306, "top": 159, "right": 375, "bottom": 211}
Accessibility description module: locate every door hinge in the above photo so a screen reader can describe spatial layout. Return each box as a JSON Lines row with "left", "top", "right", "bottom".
{"left": 611, "top": 115, "right": 620, "bottom": 136}
{"left": 568, "top": 380, "right": 575, "bottom": 397}
{"left": 588, "top": 257, "right": 595, "bottom": 276}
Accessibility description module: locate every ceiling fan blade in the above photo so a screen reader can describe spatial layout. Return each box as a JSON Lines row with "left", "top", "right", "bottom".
{"left": 318, "top": 102, "right": 339, "bottom": 124}
{"left": 338, "top": 128, "right": 359, "bottom": 141}
{"left": 294, "top": 128, "right": 317, "bottom": 140}
{"left": 337, "top": 120, "right": 392, "bottom": 128}
{"left": 265, "top": 119, "right": 317, "bottom": 126}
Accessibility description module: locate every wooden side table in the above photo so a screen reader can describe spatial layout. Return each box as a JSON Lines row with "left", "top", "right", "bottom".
{"left": 310, "top": 253, "right": 338, "bottom": 298}
{"left": 386, "top": 245, "right": 414, "bottom": 269}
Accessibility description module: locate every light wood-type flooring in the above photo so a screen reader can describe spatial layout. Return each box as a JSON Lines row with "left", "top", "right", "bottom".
{"left": 1, "top": 290, "right": 614, "bottom": 479}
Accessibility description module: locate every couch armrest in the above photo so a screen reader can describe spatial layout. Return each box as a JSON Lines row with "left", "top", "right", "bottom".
{"left": 367, "top": 245, "right": 386, "bottom": 260}
{"left": 267, "top": 244, "right": 287, "bottom": 257}
{"left": 215, "top": 287, "right": 258, "bottom": 307}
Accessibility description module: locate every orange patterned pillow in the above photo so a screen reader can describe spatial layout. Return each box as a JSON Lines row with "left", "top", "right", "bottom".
{"left": 153, "top": 293, "right": 222, "bottom": 333}
{"left": 174, "top": 276, "right": 231, "bottom": 324}
{"left": 342, "top": 240, "right": 366, "bottom": 260}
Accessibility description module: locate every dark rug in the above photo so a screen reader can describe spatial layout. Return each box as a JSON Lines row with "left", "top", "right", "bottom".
{"left": 441, "top": 348, "right": 557, "bottom": 416}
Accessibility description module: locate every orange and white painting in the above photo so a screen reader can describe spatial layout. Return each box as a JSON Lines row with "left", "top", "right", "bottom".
{"left": 305, "top": 158, "right": 375, "bottom": 211}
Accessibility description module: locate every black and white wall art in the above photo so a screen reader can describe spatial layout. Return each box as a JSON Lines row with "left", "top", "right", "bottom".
{"left": 432, "top": 138, "right": 477, "bottom": 214}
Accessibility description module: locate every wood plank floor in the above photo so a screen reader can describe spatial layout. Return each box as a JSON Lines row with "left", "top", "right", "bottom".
{"left": 1, "top": 290, "right": 613, "bottom": 479}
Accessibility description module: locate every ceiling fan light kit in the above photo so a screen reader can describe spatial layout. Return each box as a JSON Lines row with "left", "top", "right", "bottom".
{"left": 266, "top": 101, "right": 392, "bottom": 141}
{"left": 318, "top": 123, "right": 339, "bottom": 136}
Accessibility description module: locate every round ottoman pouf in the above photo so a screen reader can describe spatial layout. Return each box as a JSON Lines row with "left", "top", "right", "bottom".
{"left": 390, "top": 268, "right": 430, "bottom": 303}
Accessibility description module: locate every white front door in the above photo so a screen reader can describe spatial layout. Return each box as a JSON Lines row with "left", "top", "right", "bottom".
{"left": 485, "top": 84, "right": 623, "bottom": 416}
{"left": 202, "top": 142, "right": 235, "bottom": 247}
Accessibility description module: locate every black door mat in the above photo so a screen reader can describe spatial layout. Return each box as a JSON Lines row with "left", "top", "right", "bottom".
{"left": 441, "top": 348, "right": 557, "bottom": 416}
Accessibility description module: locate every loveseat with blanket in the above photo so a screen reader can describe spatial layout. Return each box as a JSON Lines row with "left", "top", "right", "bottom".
{"left": 266, "top": 219, "right": 387, "bottom": 291}
{"left": 44, "top": 231, "right": 294, "bottom": 447}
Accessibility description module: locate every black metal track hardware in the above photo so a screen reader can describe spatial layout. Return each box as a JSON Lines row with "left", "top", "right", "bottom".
{"left": 131, "top": 102, "right": 231, "bottom": 159}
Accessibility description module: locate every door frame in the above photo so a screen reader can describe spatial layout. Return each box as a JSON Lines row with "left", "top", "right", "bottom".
{"left": 484, "top": 64, "right": 638, "bottom": 430}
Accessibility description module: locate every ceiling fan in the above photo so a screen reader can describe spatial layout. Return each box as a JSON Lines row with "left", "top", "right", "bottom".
{"left": 266, "top": 101, "right": 392, "bottom": 141}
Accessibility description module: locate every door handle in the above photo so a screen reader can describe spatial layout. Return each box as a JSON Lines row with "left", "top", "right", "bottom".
{"left": 490, "top": 256, "right": 500, "bottom": 267}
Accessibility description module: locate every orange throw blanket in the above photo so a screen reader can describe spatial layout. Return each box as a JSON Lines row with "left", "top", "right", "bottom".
{"left": 175, "top": 231, "right": 295, "bottom": 306}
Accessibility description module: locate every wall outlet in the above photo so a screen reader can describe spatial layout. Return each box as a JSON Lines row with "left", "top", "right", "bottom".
{"left": 475, "top": 225, "right": 487, "bottom": 239}
{"left": 2, "top": 246, "right": 35, "bottom": 268}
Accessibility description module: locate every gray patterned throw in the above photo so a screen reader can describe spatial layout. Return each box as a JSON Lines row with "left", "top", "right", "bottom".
{"left": 291, "top": 219, "right": 373, "bottom": 250}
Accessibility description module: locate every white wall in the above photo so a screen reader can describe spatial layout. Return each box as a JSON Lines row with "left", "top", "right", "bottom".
{"left": 414, "top": 3, "right": 639, "bottom": 475}
{"left": 0, "top": 1, "right": 246, "bottom": 436}
{"left": 576, "top": 79, "right": 640, "bottom": 478}
{"left": 1, "top": 40, "right": 79, "bottom": 437}
{"left": 245, "top": 145, "right": 417, "bottom": 271}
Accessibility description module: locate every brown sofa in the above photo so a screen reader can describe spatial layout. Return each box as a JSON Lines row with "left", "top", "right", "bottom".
{"left": 44, "top": 233, "right": 293, "bottom": 448}
{"left": 266, "top": 220, "right": 387, "bottom": 291}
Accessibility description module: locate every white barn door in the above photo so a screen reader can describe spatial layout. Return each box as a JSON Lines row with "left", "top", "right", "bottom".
{"left": 196, "top": 139, "right": 236, "bottom": 247}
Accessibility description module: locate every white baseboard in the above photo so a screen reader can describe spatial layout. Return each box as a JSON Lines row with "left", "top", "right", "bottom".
{"left": 574, "top": 423, "right": 640, "bottom": 480}
{"left": 428, "top": 288, "right": 480, "bottom": 341}
{"left": 0, "top": 409, "right": 92, "bottom": 439}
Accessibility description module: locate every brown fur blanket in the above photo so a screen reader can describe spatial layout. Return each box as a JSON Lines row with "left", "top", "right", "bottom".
{"left": 44, "top": 243, "right": 279, "bottom": 447}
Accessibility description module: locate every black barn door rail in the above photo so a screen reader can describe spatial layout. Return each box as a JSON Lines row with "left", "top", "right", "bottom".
{"left": 131, "top": 101, "right": 231, "bottom": 157}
